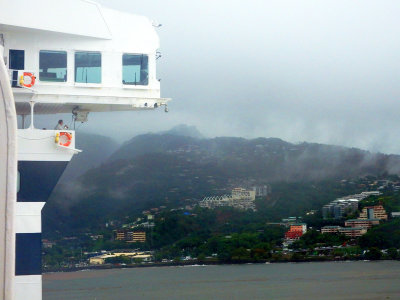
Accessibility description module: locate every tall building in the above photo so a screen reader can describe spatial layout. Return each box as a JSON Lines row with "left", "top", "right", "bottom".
{"left": 322, "top": 199, "right": 359, "bottom": 219}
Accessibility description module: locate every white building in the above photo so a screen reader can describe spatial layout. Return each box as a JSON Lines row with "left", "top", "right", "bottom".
{"left": 199, "top": 188, "right": 256, "bottom": 211}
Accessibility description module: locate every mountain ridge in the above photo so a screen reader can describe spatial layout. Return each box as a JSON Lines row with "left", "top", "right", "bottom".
{"left": 43, "top": 127, "right": 400, "bottom": 236}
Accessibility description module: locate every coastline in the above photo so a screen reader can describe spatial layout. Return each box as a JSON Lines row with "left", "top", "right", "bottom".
{"left": 43, "top": 256, "right": 397, "bottom": 275}
{"left": 43, "top": 260, "right": 400, "bottom": 300}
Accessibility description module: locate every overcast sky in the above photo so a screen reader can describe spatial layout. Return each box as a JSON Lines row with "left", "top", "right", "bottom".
{"left": 56, "top": 1, "right": 400, "bottom": 153}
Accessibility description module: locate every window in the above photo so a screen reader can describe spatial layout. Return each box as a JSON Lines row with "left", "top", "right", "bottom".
{"left": 75, "top": 51, "right": 101, "bottom": 83}
{"left": 9, "top": 49, "right": 25, "bottom": 70}
{"left": 9, "top": 49, "right": 24, "bottom": 87}
{"left": 39, "top": 50, "right": 67, "bottom": 82}
{"left": 17, "top": 171, "right": 20, "bottom": 193}
{"left": 122, "top": 54, "right": 148, "bottom": 85}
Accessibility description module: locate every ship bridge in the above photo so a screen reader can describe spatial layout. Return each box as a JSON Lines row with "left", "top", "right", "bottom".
{"left": 0, "top": 1, "right": 171, "bottom": 299}
{"left": 0, "top": 0, "right": 170, "bottom": 116}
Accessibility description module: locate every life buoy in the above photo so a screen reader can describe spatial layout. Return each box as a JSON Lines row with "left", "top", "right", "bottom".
{"left": 58, "top": 132, "right": 72, "bottom": 147}
{"left": 19, "top": 72, "right": 36, "bottom": 88}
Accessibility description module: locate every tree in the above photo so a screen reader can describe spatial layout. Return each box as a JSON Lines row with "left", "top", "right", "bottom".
{"left": 365, "top": 247, "right": 382, "bottom": 260}
{"left": 291, "top": 252, "right": 304, "bottom": 262}
{"left": 134, "top": 257, "right": 144, "bottom": 264}
{"left": 231, "top": 247, "right": 251, "bottom": 262}
{"left": 197, "top": 253, "right": 206, "bottom": 262}
{"left": 388, "top": 248, "right": 398, "bottom": 260}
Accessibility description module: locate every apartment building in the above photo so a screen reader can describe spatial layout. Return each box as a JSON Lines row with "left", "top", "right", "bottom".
{"left": 322, "top": 191, "right": 381, "bottom": 220}
{"left": 322, "top": 199, "right": 359, "bottom": 219}
{"left": 344, "top": 219, "right": 380, "bottom": 229}
{"left": 359, "top": 205, "right": 388, "bottom": 220}
{"left": 114, "top": 230, "right": 146, "bottom": 243}
{"left": 114, "top": 230, "right": 126, "bottom": 241}
{"left": 338, "top": 227, "right": 367, "bottom": 238}
{"left": 231, "top": 188, "right": 256, "bottom": 201}
{"left": 128, "top": 231, "right": 146, "bottom": 243}
{"left": 199, "top": 187, "right": 256, "bottom": 211}
{"left": 321, "top": 226, "right": 341, "bottom": 234}
{"left": 321, "top": 226, "right": 367, "bottom": 237}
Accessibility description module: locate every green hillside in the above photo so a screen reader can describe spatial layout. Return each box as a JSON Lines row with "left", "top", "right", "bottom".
{"left": 43, "top": 126, "right": 400, "bottom": 237}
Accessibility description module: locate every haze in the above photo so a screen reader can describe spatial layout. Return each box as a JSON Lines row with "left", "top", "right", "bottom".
{"left": 43, "top": 0, "right": 400, "bottom": 154}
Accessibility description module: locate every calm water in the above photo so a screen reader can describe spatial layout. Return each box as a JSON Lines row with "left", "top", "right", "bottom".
{"left": 43, "top": 261, "right": 400, "bottom": 300}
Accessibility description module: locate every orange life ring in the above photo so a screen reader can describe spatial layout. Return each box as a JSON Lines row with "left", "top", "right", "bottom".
{"left": 59, "top": 132, "right": 72, "bottom": 147}
{"left": 19, "top": 72, "right": 36, "bottom": 88}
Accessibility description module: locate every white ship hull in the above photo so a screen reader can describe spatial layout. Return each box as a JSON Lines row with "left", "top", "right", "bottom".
{"left": 15, "top": 129, "right": 75, "bottom": 300}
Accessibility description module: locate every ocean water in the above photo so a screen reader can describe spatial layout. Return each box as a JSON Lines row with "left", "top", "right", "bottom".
{"left": 43, "top": 261, "right": 400, "bottom": 300}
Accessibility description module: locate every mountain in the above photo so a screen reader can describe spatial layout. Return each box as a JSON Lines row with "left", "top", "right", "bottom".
{"left": 108, "top": 124, "right": 202, "bottom": 161}
{"left": 58, "top": 132, "right": 120, "bottom": 181}
{"left": 109, "top": 133, "right": 400, "bottom": 181}
{"left": 43, "top": 131, "right": 400, "bottom": 236}
{"left": 163, "top": 124, "right": 204, "bottom": 139}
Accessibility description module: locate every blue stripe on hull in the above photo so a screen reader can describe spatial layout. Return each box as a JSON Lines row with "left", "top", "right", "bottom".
{"left": 18, "top": 161, "right": 68, "bottom": 202}
{"left": 15, "top": 233, "right": 42, "bottom": 276}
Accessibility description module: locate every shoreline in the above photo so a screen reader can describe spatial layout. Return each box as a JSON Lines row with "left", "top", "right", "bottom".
{"left": 43, "top": 257, "right": 398, "bottom": 274}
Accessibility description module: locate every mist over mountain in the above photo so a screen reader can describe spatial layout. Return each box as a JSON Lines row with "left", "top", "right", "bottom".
{"left": 163, "top": 124, "right": 204, "bottom": 139}
{"left": 108, "top": 127, "right": 400, "bottom": 181}
{"left": 43, "top": 125, "right": 400, "bottom": 236}
{"left": 59, "top": 132, "right": 120, "bottom": 181}
{"left": 109, "top": 124, "right": 202, "bottom": 161}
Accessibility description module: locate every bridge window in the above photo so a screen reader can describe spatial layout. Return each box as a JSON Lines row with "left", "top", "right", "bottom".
{"left": 39, "top": 50, "right": 67, "bottom": 82}
{"left": 9, "top": 50, "right": 25, "bottom": 70}
{"left": 122, "top": 54, "right": 148, "bottom": 85}
{"left": 9, "top": 49, "right": 24, "bottom": 87}
{"left": 75, "top": 51, "right": 101, "bottom": 83}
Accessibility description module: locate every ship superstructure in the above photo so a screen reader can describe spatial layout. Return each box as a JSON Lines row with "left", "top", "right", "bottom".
{"left": 0, "top": 1, "right": 170, "bottom": 299}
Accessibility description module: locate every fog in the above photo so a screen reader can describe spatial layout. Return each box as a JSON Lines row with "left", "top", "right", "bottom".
{"left": 42, "top": 1, "right": 400, "bottom": 153}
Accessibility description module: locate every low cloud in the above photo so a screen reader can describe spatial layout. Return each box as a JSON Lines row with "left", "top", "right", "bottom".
{"left": 36, "top": 0, "right": 400, "bottom": 155}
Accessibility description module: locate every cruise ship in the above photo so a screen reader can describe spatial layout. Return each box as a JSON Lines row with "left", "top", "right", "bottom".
{"left": 0, "top": 1, "right": 170, "bottom": 299}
